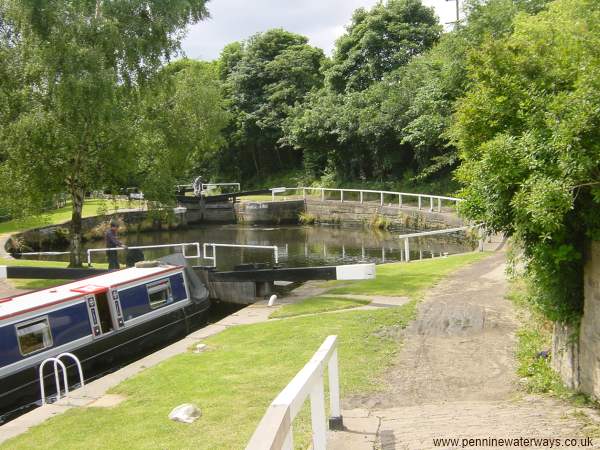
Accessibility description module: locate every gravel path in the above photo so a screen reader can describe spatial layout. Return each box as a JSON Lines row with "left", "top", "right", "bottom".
{"left": 330, "top": 252, "right": 600, "bottom": 449}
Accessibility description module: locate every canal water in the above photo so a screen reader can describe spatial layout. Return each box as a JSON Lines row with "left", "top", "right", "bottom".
{"left": 67, "top": 223, "right": 475, "bottom": 269}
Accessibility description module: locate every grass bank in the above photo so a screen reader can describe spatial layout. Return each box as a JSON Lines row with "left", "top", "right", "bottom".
{"left": 0, "top": 257, "right": 109, "bottom": 290}
{"left": 2, "top": 252, "right": 488, "bottom": 449}
{"left": 270, "top": 296, "right": 369, "bottom": 318}
{"left": 0, "top": 199, "right": 136, "bottom": 235}
{"left": 507, "top": 279, "right": 588, "bottom": 403}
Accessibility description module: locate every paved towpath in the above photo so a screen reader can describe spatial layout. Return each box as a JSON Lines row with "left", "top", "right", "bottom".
{"left": 329, "top": 252, "right": 600, "bottom": 449}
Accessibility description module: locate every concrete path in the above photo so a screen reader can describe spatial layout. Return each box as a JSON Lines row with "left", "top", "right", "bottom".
{"left": 329, "top": 252, "right": 600, "bottom": 449}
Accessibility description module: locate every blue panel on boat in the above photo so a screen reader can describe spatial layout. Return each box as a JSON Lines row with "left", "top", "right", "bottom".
{"left": 0, "top": 326, "right": 20, "bottom": 367}
{"left": 49, "top": 302, "right": 90, "bottom": 347}
{"left": 119, "top": 284, "right": 149, "bottom": 321}
{"left": 0, "top": 302, "right": 90, "bottom": 367}
{"left": 120, "top": 273, "right": 188, "bottom": 322}
{"left": 169, "top": 273, "right": 187, "bottom": 302}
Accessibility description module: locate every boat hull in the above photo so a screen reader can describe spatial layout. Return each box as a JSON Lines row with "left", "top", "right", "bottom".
{"left": 0, "top": 299, "right": 210, "bottom": 424}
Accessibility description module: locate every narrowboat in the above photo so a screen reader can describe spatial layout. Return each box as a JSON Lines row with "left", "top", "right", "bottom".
{"left": 0, "top": 255, "right": 210, "bottom": 423}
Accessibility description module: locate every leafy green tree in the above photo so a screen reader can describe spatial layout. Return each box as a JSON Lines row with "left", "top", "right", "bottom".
{"left": 219, "top": 29, "right": 324, "bottom": 179}
{"left": 452, "top": 0, "right": 600, "bottom": 322}
{"left": 137, "top": 59, "right": 229, "bottom": 205}
{"left": 0, "top": 0, "right": 209, "bottom": 266}
{"left": 326, "top": 0, "right": 441, "bottom": 93}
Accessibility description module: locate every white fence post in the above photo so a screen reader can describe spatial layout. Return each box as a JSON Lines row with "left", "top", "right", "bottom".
{"left": 418, "top": 196, "right": 422, "bottom": 210}
{"left": 310, "top": 378, "right": 327, "bottom": 450}
{"left": 430, "top": 196, "right": 434, "bottom": 211}
{"left": 303, "top": 188, "right": 307, "bottom": 200}
{"left": 340, "top": 190, "right": 344, "bottom": 203}
{"left": 321, "top": 188, "right": 325, "bottom": 201}
{"left": 360, "top": 191, "right": 363, "bottom": 203}
{"left": 399, "top": 194, "right": 402, "bottom": 208}
{"left": 404, "top": 238, "right": 410, "bottom": 262}
{"left": 380, "top": 192, "right": 384, "bottom": 206}
{"left": 328, "top": 348, "right": 343, "bottom": 429}
{"left": 437, "top": 198, "right": 442, "bottom": 212}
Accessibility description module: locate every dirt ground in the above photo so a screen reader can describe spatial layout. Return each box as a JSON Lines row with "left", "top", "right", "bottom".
{"left": 330, "top": 252, "right": 600, "bottom": 450}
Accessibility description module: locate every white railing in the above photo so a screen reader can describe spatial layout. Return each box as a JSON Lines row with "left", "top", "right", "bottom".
{"left": 86, "top": 242, "right": 201, "bottom": 266}
{"left": 246, "top": 335, "right": 341, "bottom": 450}
{"left": 271, "top": 187, "right": 462, "bottom": 212}
{"left": 203, "top": 243, "right": 279, "bottom": 268}
{"left": 399, "top": 225, "right": 484, "bottom": 262}
{"left": 202, "top": 182, "right": 241, "bottom": 192}
{"left": 39, "top": 352, "right": 84, "bottom": 405}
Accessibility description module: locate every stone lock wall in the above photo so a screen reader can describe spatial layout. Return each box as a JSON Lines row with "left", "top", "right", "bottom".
{"left": 553, "top": 241, "right": 600, "bottom": 398}
{"left": 305, "top": 200, "right": 464, "bottom": 231}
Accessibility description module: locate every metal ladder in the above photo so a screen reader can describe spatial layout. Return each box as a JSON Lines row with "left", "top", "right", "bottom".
{"left": 39, "top": 353, "right": 85, "bottom": 405}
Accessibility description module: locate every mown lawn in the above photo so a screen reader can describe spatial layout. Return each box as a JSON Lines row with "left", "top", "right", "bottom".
{"left": 0, "top": 258, "right": 109, "bottom": 290}
{"left": 0, "top": 199, "right": 137, "bottom": 235}
{"left": 326, "top": 252, "right": 489, "bottom": 298}
{"left": 2, "top": 251, "right": 489, "bottom": 450}
{"left": 269, "top": 296, "right": 369, "bottom": 318}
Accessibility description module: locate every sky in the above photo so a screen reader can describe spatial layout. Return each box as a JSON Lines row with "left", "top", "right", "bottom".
{"left": 181, "top": 0, "right": 461, "bottom": 61}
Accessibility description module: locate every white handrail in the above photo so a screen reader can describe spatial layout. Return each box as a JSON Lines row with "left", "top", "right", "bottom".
{"left": 39, "top": 358, "right": 68, "bottom": 405}
{"left": 272, "top": 187, "right": 462, "bottom": 211}
{"left": 57, "top": 352, "right": 85, "bottom": 389}
{"left": 86, "top": 242, "right": 201, "bottom": 266}
{"left": 246, "top": 335, "right": 341, "bottom": 450}
{"left": 202, "top": 182, "right": 241, "bottom": 191}
{"left": 203, "top": 243, "right": 279, "bottom": 268}
{"left": 39, "top": 353, "right": 85, "bottom": 405}
{"left": 400, "top": 224, "right": 484, "bottom": 262}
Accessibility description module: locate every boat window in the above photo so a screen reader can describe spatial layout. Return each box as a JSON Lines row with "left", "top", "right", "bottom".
{"left": 146, "top": 279, "right": 173, "bottom": 310}
{"left": 16, "top": 317, "right": 53, "bottom": 356}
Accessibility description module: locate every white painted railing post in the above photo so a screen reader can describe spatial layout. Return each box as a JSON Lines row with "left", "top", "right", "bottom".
{"left": 310, "top": 376, "right": 327, "bottom": 450}
{"left": 340, "top": 190, "right": 344, "bottom": 203}
{"left": 399, "top": 194, "right": 402, "bottom": 208}
{"left": 328, "top": 348, "right": 343, "bottom": 429}
{"left": 303, "top": 188, "right": 307, "bottom": 200}
{"left": 430, "top": 196, "right": 434, "bottom": 211}
{"left": 437, "top": 198, "right": 442, "bottom": 212}
{"left": 404, "top": 238, "right": 410, "bottom": 262}
{"left": 380, "top": 192, "right": 384, "bottom": 206}
{"left": 418, "top": 196, "right": 422, "bottom": 210}
{"left": 321, "top": 188, "right": 325, "bottom": 201}
{"left": 360, "top": 191, "right": 363, "bottom": 203}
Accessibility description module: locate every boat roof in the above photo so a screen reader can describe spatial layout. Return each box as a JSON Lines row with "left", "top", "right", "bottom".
{"left": 0, "top": 265, "right": 182, "bottom": 322}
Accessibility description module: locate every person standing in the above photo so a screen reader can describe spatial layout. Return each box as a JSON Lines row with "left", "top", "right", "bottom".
{"left": 105, "top": 221, "right": 126, "bottom": 270}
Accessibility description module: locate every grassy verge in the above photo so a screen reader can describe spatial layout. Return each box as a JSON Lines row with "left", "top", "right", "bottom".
{"left": 269, "top": 296, "right": 369, "bottom": 318}
{"left": 0, "top": 199, "right": 135, "bottom": 235}
{"left": 507, "top": 279, "right": 588, "bottom": 403}
{"left": 326, "top": 252, "right": 489, "bottom": 298}
{"left": 2, "top": 252, "right": 489, "bottom": 449}
{"left": 0, "top": 258, "right": 109, "bottom": 291}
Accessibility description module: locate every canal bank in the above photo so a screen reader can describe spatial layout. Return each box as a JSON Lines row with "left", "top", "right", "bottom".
{"left": 0, "top": 252, "right": 488, "bottom": 449}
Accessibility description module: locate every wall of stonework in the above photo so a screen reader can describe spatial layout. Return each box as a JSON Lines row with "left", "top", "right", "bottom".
{"left": 234, "top": 200, "right": 304, "bottom": 224}
{"left": 553, "top": 241, "right": 600, "bottom": 399}
{"left": 305, "top": 200, "right": 464, "bottom": 231}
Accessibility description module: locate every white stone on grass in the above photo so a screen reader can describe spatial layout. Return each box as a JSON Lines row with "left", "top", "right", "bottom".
{"left": 169, "top": 404, "right": 201, "bottom": 424}
{"left": 268, "top": 294, "right": 277, "bottom": 307}
{"left": 194, "top": 343, "right": 207, "bottom": 353}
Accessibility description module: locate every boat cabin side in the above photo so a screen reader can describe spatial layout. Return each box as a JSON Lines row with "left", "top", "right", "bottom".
{"left": 0, "top": 265, "right": 190, "bottom": 376}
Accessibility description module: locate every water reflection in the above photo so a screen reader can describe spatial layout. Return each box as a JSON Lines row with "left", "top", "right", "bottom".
{"left": 28, "top": 224, "right": 476, "bottom": 270}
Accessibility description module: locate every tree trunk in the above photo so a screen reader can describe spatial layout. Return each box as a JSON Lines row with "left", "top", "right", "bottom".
{"left": 69, "top": 186, "right": 85, "bottom": 267}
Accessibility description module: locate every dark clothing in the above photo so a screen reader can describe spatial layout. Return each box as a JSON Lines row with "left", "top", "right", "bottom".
{"left": 105, "top": 228, "right": 123, "bottom": 270}
{"left": 105, "top": 228, "right": 122, "bottom": 248}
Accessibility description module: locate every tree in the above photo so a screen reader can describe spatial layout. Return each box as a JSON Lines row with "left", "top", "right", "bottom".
{"left": 451, "top": 0, "right": 600, "bottom": 322}
{"left": 326, "top": 0, "right": 441, "bottom": 93}
{"left": 218, "top": 29, "right": 324, "bottom": 180}
{"left": 0, "top": 0, "right": 209, "bottom": 266}
{"left": 137, "top": 59, "right": 229, "bottom": 204}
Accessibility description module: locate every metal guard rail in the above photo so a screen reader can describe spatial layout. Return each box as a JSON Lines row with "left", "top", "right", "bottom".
{"left": 246, "top": 335, "right": 341, "bottom": 450}
{"left": 87, "top": 242, "right": 201, "bottom": 266}
{"left": 203, "top": 243, "right": 279, "bottom": 267}
{"left": 270, "top": 187, "right": 462, "bottom": 212}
